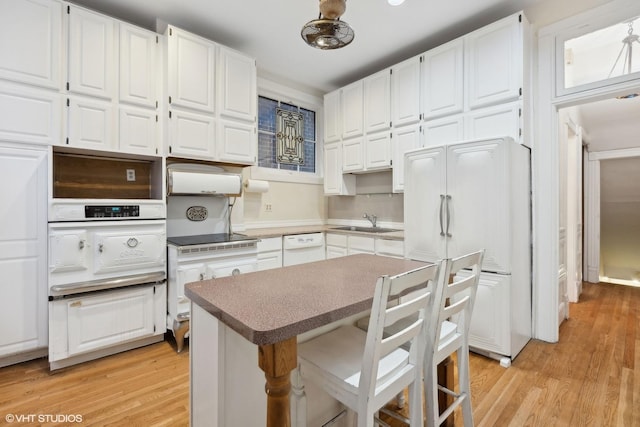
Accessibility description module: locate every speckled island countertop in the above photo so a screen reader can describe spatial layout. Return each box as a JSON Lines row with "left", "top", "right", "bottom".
{"left": 184, "top": 254, "right": 426, "bottom": 345}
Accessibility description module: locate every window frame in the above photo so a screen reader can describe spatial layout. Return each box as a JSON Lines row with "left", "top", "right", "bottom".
{"left": 251, "top": 79, "right": 324, "bottom": 185}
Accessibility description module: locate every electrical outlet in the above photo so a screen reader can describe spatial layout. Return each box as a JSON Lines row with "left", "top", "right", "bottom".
{"left": 126, "top": 169, "right": 136, "bottom": 182}
{"left": 265, "top": 203, "right": 272, "bottom": 212}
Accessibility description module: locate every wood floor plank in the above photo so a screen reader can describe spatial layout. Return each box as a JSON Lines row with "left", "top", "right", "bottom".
{"left": 1, "top": 282, "right": 639, "bottom": 426}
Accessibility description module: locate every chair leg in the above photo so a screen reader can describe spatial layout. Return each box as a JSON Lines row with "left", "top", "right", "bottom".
{"left": 457, "top": 347, "right": 474, "bottom": 427}
{"left": 424, "top": 358, "right": 440, "bottom": 427}
{"left": 408, "top": 377, "right": 423, "bottom": 426}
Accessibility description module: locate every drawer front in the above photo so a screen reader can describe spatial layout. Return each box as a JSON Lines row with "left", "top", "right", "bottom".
{"left": 349, "top": 235, "right": 375, "bottom": 252}
{"left": 375, "top": 238, "right": 404, "bottom": 257}
{"left": 257, "top": 237, "right": 283, "bottom": 252}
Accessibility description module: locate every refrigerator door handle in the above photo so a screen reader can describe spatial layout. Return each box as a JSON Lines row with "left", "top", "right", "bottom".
{"left": 445, "top": 195, "right": 452, "bottom": 237}
{"left": 439, "top": 194, "right": 446, "bottom": 236}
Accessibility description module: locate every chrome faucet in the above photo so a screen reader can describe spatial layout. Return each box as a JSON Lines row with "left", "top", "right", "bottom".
{"left": 363, "top": 212, "right": 377, "bottom": 228}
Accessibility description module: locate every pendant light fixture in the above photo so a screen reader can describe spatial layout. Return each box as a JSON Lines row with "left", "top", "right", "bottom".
{"left": 301, "top": 0, "right": 354, "bottom": 50}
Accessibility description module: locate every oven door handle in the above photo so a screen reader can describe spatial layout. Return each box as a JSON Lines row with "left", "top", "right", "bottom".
{"left": 50, "top": 272, "right": 166, "bottom": 297}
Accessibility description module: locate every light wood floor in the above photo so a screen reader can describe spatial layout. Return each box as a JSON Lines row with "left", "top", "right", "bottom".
{"left": 1, "top": 281, "right": 638, "bottom": 426}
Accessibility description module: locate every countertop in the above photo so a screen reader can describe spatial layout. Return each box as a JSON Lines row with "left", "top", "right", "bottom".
{"left": 243, "top": 225, "right": 404, "bottom": 240}
{"left": 184, "top": 254, "right": 425, "bottom": 345}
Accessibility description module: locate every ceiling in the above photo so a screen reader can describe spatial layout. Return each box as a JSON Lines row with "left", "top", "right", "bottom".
{"left": 68, "top": 0, "right": 544, "bottom": 94}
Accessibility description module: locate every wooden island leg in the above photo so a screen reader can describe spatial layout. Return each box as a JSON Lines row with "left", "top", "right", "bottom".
{"left": 258, "top": 337, "right": 298, "bottom": 427}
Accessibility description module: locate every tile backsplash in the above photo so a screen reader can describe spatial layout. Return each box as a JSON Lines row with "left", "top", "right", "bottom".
{"left": 328, "top": 193, "right": 403, "bottom": 224}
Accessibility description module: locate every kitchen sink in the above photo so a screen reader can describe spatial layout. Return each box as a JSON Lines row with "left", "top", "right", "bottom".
{"left": 331, "top": 226, "right": 399, "bottom": 233}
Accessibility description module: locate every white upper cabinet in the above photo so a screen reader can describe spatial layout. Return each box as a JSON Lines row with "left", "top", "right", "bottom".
{"left": 465, "top": 101, "right": 521, "bottom": 143}
{"left": 218, "top": 46, "right": 256, "bottom": 123}
{"left": 324, "top": 90, "right": 341, "bottom": 143}
{"left": 391, "top": 124, "right": 421, "bottom": 193}
{"left": 119, "top": 23, "right": 158, "bottom": 109}
{"left": 466, "top": 13, "right": 523, "bottom": 109}
{"left": 167, "top": 25, "right": 216, "bottom": 113}
{"left": 423, "top": 114, "right": 464, "bottom": 147}
{"left": 341, "top": 80, "right": 364, "bottom": 139}
{"left": 119, "top": 105, "right": 157, "bottom": 155}
{"left": 67, "top": 96, "right": 113, "bottom": 150}
{"left": 422, "top": 38, "right": 464, "bottom": 119}
{"left": 168, "top": 108, "right": 216, "bottom": 159}
{"left": 391, "top": 56, "right": 421, "bottom": 127}
{"left": 67, "top": 4, "right": 115, "bottom": 100}
{"left": 365, "top": 131, "right": 391, "bottom": 171}
{"left": 0, "top": 0, "right": 62, "bottom": 90}
{"left": 364, "top": 69, "right": 391, "bottom": 133}
{"left": 324, "top": 142, "right": 355, "bottom": 196}
{"left": 217, "top": 119, "right": 255, "bottom": 165}
{"left": 341, "top": 137, "right": 364, "bottom": 172}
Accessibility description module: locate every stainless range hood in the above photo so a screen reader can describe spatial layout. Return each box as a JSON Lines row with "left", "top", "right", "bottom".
{"left": 167, "top": 163, "right": 242, "bottom": 196}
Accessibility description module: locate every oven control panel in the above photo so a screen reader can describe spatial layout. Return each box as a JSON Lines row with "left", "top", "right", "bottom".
{"left": 85, "top": 205, "right": 140, "bottom": 218}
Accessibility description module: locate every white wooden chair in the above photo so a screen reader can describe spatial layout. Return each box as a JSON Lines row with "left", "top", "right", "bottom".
{"left": 424, "top": 250, "right": 484, "bottom": 427}
{"left": 296, "top": 262, "right": 443, "bottom": 427}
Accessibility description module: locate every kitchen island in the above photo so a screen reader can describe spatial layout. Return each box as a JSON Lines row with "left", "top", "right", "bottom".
{"left": 185, "top": 254, "right": 428, "bottom": 427}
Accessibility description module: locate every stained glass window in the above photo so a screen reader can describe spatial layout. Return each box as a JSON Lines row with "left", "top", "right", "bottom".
{"left": 258, "top": 96, "right": 316, "bottom": 173}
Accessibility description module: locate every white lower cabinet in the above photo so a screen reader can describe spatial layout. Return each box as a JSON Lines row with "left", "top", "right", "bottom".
{"left": 49, "top": 282, "right": 166, "bottom": 367}
{"left": 348, "top": 235, "right": 375, "bottom": 255}
{"left": 375, "top": 238, "right": 404, "bottom": 258}
{"left": 0, "top": 143, "right": 48, "bottom": 365}
{"left": 257, "top": 237, "right": 283, "bottom": 271}
{"left": 325, "top": 233, "right": 347, "bottom": 259}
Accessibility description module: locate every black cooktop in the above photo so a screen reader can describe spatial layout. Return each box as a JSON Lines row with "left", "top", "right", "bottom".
{"left": 167, "top": 233, "right": 257, "bottom": 247}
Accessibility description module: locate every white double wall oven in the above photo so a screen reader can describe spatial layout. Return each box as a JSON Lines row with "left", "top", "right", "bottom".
{"left": 47, "top": 149, "right": 167, "bottom": 370}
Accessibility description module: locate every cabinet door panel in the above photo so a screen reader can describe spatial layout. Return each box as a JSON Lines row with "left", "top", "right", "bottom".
{"left": 422, "top": 38, "right": 464, "bottom": 119}
{"left": 219, "top": 47, "right": 256, "bottom": 122}
{"left": 446, "top": 139, "right": 510, "bottom": 272}
{"left": 168, "top": 109, "right": 215, "bottom": 159}
{"left": 342, "top": 137, "right": 364, "bottom": 172}
{"left": 465, "top": 101, "right": 521, "bottom": 143}
{"left": 0, "top": 82, "right": 61, "bottom": 145}
{"left": 455, "top": 270, "right": 510, "bottom": 355}
{"left": 0, "top": 0, "right": 62, "bottom": 89}
{"left": 341, "top": 81, "right": 363, "bottom": 139}
{"left": 365, "top": 131, "right": 391, "bottom": 171}
{"left": 466, "top": 14, "right": 522, "bottom": 109}
{"left": 323, "top": 90, "right": 341, "bottom": 143}
{"left": 391, "top": 56, "right": 421, "bottom": 127}
{"left": 67, "top": 97, "right": 114, "bottom": 150}
{"left": 423, "top": 115, "right": 464, "bottom": 147}
{"left": 403, "top": 147, "right": 447, "bottom": 263}
{"left": 0, "top": 144, "right": 48, "bottom": 356}
{"left": 392, "top": 124, "right": 421, "bottom": 193}
{"left": 119, "top": 106, "right": 157, "bottom": 155}
{"left": 217, "top": 120, "right": 255, "bottom": 165}
{"left": 67, "top": 5, "right": 115, "bottom": 100}
{"left": 364, "top": 70, "right": 391, "bottom": 133}
{"left": 48, "top": 229, "right": 89, "bottom": 273}
{"left": 167, "top": 26, "right": 216, "bottom": 113}
{"left": 120, "top": 23, "right": 157, "bottom": 108}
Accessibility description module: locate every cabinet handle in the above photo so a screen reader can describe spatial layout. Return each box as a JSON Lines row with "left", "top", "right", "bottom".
{"left": 445, "top": 195, "right": 452, "bottom": 238}
{"left": 98, "top": 243, "right": 104, "bottom": 253}
{"left": 199, "top": 273, "right": 204, "bottom": 280}
{"left": 79, "top": 240, "right": 85, "bottom": 250}
{"left": 69, "top": 301, "right": 82, "bottom": 308}
{"left": 439, "top": 195, "right": 445, "bottom": 237}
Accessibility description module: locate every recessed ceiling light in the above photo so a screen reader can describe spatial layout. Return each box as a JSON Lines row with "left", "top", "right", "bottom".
{"left": 388, "top": 0, "right": 405, "bottom": 5}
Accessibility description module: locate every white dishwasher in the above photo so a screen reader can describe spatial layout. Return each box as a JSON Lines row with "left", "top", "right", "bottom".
{"left": 282, "top": 232, "right": 326, "bottom": 266}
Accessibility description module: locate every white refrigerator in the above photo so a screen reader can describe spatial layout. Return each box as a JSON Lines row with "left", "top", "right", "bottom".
{"left": 404, "top": 136, "right": 531, "bottom": 364}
